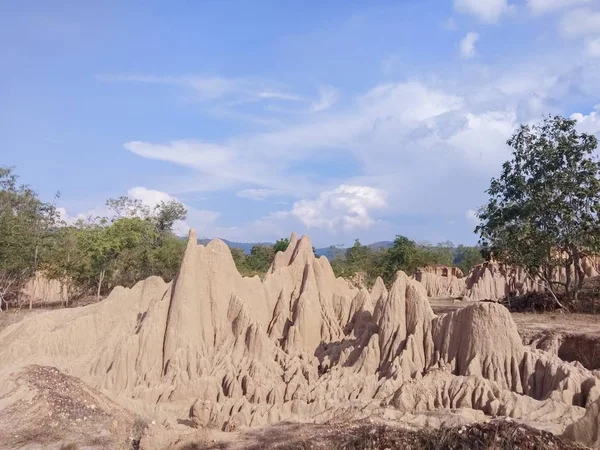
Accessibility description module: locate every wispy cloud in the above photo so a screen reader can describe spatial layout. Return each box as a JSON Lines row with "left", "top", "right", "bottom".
{"left": 454, "top": 0, "right": 513, "bottom": 23}
{"left": 559, "top": 8, "right": 600, "bottom": 37}
{"left": 236, "top": 188, "right": 285, "bottom": 201}
{"left": 527, "top": 0, "right": 592, "bottom": 15}
{"left": 97, "top": 73, "right": 302, "bottom": 104}
{"left": 310, "top": 86, "right": 339, "bottom": 112}
{"left": 460, "top": 32, "right": 479, "bottom": 59}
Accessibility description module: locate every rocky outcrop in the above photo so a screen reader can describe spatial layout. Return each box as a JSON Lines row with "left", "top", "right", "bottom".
{"left": 463, "top": 262, "right": 541, "bottom": 302}
{"left": 0, "top": 231, "right": 598, "bottom": 444}
{"left": 464, "top": 257, "right": 600, "bottom": 302}
{"left": 19, "top": 271, "right": 71, "bottom": 306}
{"left": 422, "top": 265, "right": 464, "bottom": 279}
{"left": 412, "top": 268, "right": 466, "bottom": 298}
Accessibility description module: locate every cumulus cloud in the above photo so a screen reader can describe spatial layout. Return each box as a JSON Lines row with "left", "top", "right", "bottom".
{"left": 560, "top": 8, "right": 600, "bottom": 37}
{"left": 290, "top": 185, "right": 386, "bottom": 231}
{"left": 123, "top": 51, "right": 600, "bottom": 244}
{"left": 454, "top": 0, "right": 512, "bottom": 22}
{"left": 460, "top": 32, "right": 479, "bottom": 59}
{"left": 527, "top": 0, "right": 592, "bottom": 14}
{"left": 571, "top": 106, "right": 600, "bottom": 135}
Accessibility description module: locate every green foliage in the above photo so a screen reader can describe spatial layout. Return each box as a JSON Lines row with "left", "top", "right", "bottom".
{"left": 477, "top": 115, "right": 600, "bottom": 299}
{"left": 154, "top": 200, "right": 187, "bottom": 234}
{"left": 0, "top": 167, "right": 188, "bottom": 306}
{"left": 247, "top": 245, "right": 275, "bottom": 273}
{"left": 0, "top": 167, "right": 60, "bottom": 305}
{"left": 453, "top": 245, "right": 484, "bottom": 275}
{"left": 273, "top": 238, "right": 290, "bottom": 253}
{"left": 328, "top": 237, "right": 466, "bottom": 287}
{"left": 330, "top": 239, "right": 386, "bottom": 287}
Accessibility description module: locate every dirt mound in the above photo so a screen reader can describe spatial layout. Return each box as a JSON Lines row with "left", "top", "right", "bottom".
{"left": 0, "top": 231, "right": 599, "bottom": 447}
{"left": 0, "top": 365, "right": 143, "bottom": 449}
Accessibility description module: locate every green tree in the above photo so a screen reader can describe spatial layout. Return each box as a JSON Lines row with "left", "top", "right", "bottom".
{"left": 153, "top": 200, "right": 187, "bottom": 234}
{"left": 476, "top": 115, "right": 600, "bottom": 303}
{"left": 0, "top": 167, "right": 59, "bottom": 308}
{"left": 105, "top": 196, "right": 150, "bottom": 219}
{"left": 453, "top": 245, "right": 483, "bottom": 275}
{"left": 273, "top": 238, "right": 290, "bottom": 253}
{"left": 382, "top": 235, "right": 419, "bottom": 284}
{"left": 246, "top": 245, "right": 275, "bottom": 273}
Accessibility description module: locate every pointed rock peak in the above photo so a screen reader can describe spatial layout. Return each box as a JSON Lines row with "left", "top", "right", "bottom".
{"left": 370, "top": 277, "right": 386, "bottom": 294}
{"left": 288, "top": 232, "right": 299, "bottom": 248}
{"left": 206, "top": 238, "right": 231, "bottom": 254}
{"left": 187, "top": 228, "right": 197, "bottom": 247}
{"left": 291, "top": 235, "right": 314, "bottom": 260}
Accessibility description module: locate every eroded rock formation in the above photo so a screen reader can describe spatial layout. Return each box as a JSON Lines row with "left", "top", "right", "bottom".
{"left": 0, "top": 231, "right": 598, "bottom": 446}
{"left": 412, "top": 267, "right": 466, "bottom": 298}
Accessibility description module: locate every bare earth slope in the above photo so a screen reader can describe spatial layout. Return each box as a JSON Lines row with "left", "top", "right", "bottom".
{"left": 0, "top": 231, "right": 599, "bottom": 448}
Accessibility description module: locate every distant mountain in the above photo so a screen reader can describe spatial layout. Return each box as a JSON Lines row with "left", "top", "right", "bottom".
{"left": 367, "top": 241, "right": 393, "bottom": 250}
{"left": 197, "top": 238, "right": 273, "bottom": 254}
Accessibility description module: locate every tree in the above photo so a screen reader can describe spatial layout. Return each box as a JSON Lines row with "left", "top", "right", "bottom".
{"left": 0, "top": 167, "right": 59, "bottom": 309}
{"left": 105, "top": 196, "right": 150, "bottom": 219}
{"left": 273, "top": 238, "right": 290, "bottom": 253}
{"left": 246, "top": 245, "right": 275, "bottom": 273}
{"left": 454, "top": 245, "right": 484, "bottom": 275}
{"left": 153, "top": 200, "right": 187, "bottom": 234}
{"left": 476, "top": 115, "right": 600, "bottom": 303}
{"left": 382, "top": 235, "right": 419, "bottom": 284}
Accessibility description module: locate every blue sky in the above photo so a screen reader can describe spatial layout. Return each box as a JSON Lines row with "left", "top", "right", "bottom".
{"left": 2, "top": 0, "right": 600, "bottom": 247}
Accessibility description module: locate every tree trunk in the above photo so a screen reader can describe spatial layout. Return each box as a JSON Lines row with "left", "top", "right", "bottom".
{"left": 565, "top": 261, "right": 571, "bottom": 297}
{"left": 572, "top": 246, "right": 585, "bottom": 300}
{"left": 97, "top": 270, "right": 105, "bottom": 302}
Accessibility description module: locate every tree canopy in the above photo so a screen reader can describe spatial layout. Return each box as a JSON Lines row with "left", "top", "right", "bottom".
{"left": 476, "top": 115, "right": 600, "bottom": 301}
{"left": 0, "top": 167, "right": 189, "bottom": 307}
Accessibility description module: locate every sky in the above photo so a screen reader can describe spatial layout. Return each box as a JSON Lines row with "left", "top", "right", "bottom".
{"left": 2, "top": 0, "right": 600, "bottom": 247}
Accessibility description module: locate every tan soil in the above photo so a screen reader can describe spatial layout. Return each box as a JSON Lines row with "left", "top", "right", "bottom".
{"left": 0, "top": 233, "right": 599, "bottom": 449}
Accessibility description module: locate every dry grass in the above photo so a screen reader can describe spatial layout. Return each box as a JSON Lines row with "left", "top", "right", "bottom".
{"left": 260, "top": 420, "right": 590, "bottom": 450}
{"left": 60, "top": 444, "right": 79, "bottom": 450}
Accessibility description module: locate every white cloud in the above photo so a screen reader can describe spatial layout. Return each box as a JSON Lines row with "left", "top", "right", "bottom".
{"left": 586, "top": 37, "right": 600, "bottom": 56}
{"left": 571, "top": 106, "right": 600, "bottom": 135}
{"left": 124, "top": 53, "right": 600, "bottom": 244}
{"left": 465, "top": 209, "right": 479, "bottom": 225}
{"left": 560, "top": 8, "right": 600, "bottom": 37}
{"left": 527, "top": 0, "right": 592, "bottom": 14}
{"left": 125, "top": 81, "right": 464, "bottom": 198}
{"left": 310, "top": 86, "right": 339, "bottom": 112}
{"left": 98, "top": 73, "right": 302, "bottom": 104}
{"left": 127, "top": 186, "right": 177, "bottom": 207}
{"left": 454, "top": 0, "right": 512, "bottom": 22}
{"left": 235, "top": 188, "right": 285, "bottom": 201}
{"left": 290, "top": 185, "right": 386, "bottom": 231}
{"left": 460, "top": 32, "right": 479, "bottom": 59}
